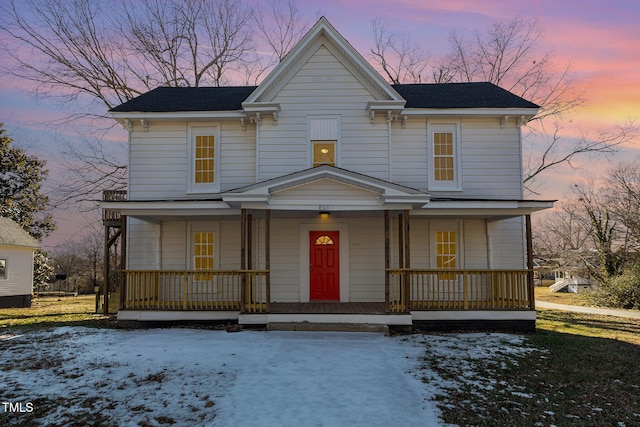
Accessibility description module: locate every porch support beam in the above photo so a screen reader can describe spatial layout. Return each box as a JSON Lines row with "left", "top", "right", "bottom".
{"left": 398, "top": 213, "right": 404, "bottom": 268}
{"left": 240, "top": 208, "right": 247, "bottom": 312}
{"left": 384, "top": 210, "right": 390, "bottom": 311}
{"left": 525, "top": 214, "right": 535, "bottom": 310}
{"left": 120, "top": 215, "right": 127, "bottom": 310}
{"left": 403, "top": 209, "right": 411, "bottom": 311}
{"left": 247, "top": 214, "right": 253, "bottom": 270}
{"left": 265, "top": 209, "right": 271, "bottom": 312}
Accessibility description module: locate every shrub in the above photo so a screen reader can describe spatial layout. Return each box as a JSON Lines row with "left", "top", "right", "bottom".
{"left": 588, "top": 266, "right": 640, "bottom": 309}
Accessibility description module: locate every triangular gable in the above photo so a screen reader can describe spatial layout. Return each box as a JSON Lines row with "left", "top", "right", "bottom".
{"left": 242, "top": 17, "right": 405, "bottom": 116}
{"left": 222, "top": 166, "right": 430, "bottom": 210}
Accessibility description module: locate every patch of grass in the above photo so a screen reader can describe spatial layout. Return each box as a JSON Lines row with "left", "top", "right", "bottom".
{"left": 436, "top": 310, "right": 640, "bottom": 426}
{"left": 0, "top": 295, "right": 114, "bottom": 331}
{"left": 534, "top": 286, "right": 590, "bottom": 306}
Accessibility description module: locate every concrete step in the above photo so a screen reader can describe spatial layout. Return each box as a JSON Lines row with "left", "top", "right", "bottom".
{"left": 267, "top": 322, "right": 389, "bottom": 333}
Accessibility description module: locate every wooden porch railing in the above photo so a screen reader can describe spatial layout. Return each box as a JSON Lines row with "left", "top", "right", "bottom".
{"left": 121, "top": 270, "right": 269, "bottom": 312}
{"left": 387, "top": 269, "right": 532, "bottom": 312}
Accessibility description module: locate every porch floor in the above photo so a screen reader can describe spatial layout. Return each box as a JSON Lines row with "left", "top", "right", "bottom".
{"left": 269, "top": 302, "right": 387, "bottom": 314}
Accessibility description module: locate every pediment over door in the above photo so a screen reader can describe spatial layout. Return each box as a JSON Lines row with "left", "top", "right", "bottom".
{"left": 222, "top": 165, "right": 430, "bottom": 211}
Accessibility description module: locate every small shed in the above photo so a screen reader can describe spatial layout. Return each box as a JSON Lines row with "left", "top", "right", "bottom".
{"left": 0, "top": 217, "right": 40, "bottom": 308}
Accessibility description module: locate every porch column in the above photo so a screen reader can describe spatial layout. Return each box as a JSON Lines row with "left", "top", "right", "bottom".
{"left": 119, "top": 215, "right": 127, "bottom": 310}
{"left": 404, "top": 209, "right": 411, "bottom": 311}
{"left": 265, "top": 209, "right": 271, "bottom": 312}
{"left": 526, "top": 214, "right": 535, "bottom": 310}
{"left": 384, "top": 210, "right": 390, "bottom": 311}
{"left": 240, "top": 208, "right": 247, "bottom": 312}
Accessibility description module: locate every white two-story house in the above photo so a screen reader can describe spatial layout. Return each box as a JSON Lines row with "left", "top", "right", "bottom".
{"left": 102, "top": 18, "right": 553, "bottom": 331}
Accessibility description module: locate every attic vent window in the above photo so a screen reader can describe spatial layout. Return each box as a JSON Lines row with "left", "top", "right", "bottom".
{"left": 312, "top": 141, "right": 335, "bottom": 167}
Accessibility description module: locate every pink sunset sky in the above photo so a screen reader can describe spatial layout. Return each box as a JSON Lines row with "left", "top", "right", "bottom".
{"left": 1, "top": 0, "right": 639, "bottom": 250}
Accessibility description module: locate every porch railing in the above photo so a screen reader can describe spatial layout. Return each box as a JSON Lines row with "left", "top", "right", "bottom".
{"left": 121, "top": 270, "right": 269, "bottom": 312}
{"left": 387, "top": 269, "right": 532, "bottom": 312}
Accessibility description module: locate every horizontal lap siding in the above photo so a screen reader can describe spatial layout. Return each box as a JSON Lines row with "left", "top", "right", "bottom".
{"left": 0, "top": 248, "right": 34, "bottom": 296}
{"left": 461, "top": 120, "right": 522, "bottom": 199}
{"left": 391, "top": 121, "right": 429, "bottom": 191}
{"left": 127, "top": 218, "right": 160, "bottom": 269}
{"left": 488, "top": 217, "right": 526, "bottom": 269}
{"left": 349, "top": 219, "right": 385, "bottom": 302}
{"left": 270, "top": 220, "right": 300, "bottom": 301}
{"left": 273, "top": 179, "right": 378, "bottom": 202}
{"left": 220, "top": 123, "right": 255, "bottom": 191}
{"left": 260, "top": 45, "right": 390, "bottom": 181}
{"left": 129, "top": 124, "right": 187, "bottom": 199}
{"left": 161, "top": 221, "right": 187, "bottom": 269}
{"left": 463, "top": 219, "right": 489, "bottom": 269}
{"left": 128, "top": 122, "right": 255, "bottom": 200}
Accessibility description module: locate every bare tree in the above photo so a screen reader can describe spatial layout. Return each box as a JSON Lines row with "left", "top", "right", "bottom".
{"left": 0, "top": 0, "right": 259, "bottom": 205}
{"left": 369, "top": 18, "right": 430, "bottom": 84}
{"left": 523, "top": 120, "right": 638, "bottom": 192}
{"left": 603, "top": 161, "right": 640, "bottom": 247}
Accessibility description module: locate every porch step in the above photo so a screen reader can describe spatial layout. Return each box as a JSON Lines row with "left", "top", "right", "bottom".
{"left": 267, "top": 322, "right": 389, "bottom": 333}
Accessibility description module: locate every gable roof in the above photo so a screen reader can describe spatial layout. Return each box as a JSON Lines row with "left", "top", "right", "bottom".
{"left": 243, "top": 17, "right": 404, "bottom": 107}
{"left": 0, "top": 217, "right": 40, "bottom": 248}
{"left": 109, "top": 82, "right": 537, "bottom": 113}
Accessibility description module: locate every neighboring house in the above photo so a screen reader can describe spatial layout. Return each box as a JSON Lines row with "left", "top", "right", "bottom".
{"left": 0, "top": 217, "right": 40, "bottom": 308}
{"left": 102, "top": 18, "right": 554, "bottom": 331}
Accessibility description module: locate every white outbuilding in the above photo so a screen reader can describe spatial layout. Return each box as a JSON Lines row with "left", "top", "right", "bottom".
{"left": 0, "top": 217, "right": 40, "bottom": 307}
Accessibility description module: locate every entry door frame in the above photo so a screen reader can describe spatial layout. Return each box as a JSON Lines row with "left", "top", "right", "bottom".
{"left": 309, "top": 230, "right": 340, "bottom": 301}
{"left": 299, "top": 222, "right": 350, "bottom": 303}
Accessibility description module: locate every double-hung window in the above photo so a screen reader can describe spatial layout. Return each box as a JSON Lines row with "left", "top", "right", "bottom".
{"left": 428, "top": 123, "right": 461, "bottom": 191}
{"left": 0, "top": 259, "right": 6, "bottom": 279}
{"left": 189, "top": 126, "right": 220, "bottom": 193}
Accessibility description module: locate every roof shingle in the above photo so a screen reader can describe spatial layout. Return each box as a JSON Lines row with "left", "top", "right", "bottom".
{"left": 109, "top": 82, "right": 538, "bottom": 113}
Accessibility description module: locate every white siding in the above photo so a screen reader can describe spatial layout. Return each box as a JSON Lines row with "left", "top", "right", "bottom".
{"left": 272, "top": 179, "right": 379, "bottom": 203}
{"left": 487, "top": 217, "right": 526, "bottom": 269}
{"left": 129, "top": 123, "right": 188, "bottom": 200}
{"left": 0, "top": 246, "right": 34, "bottom": 297}
{"left": 259, "top": 45, "right": 390, "bottom": 181}
{"left": 127, "top": 218, "right": 160, "bottom": 269}
{"left": 460, "top": 119, "right": 523, "bottom": 199}
{"left": 463, "top": 219, "right": 489, "bottom": 269}
{"left": 270, "top": 219, "right": 301, "bottom": 301}
{"left": 161, "top": 221, "right": 187, "bottom": 269}
{"left": 128, "top": 121, "right": 256, "bottom": 200}
{"left": 391, "top": 121, "right": 429, "bottom": 191}
{"left": 349, "top": 218, "right": 384, "bottom": 301}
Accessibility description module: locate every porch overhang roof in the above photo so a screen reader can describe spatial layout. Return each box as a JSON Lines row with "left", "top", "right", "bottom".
{"left": 222, "top": 165, "right": 431, "bottom": 210}
{"left": 415, "top": 198, "right": 555, "bottom": 219}
{"left": 100, "top": 199, "right": 232, "bottom": 219}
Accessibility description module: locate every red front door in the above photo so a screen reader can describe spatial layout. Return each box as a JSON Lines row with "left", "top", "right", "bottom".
{"left": 310, "top": 231, "right": 340, "bottom": 301}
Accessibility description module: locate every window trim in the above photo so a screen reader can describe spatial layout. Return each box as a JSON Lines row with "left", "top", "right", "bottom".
{"left": 427, "top": 121, "right": 462, "bottom": 191}
{"left": 0, "top": 258, "right": 7, "bottom": 279}
{"left": 187, "top": 125, "right": 221, "bottom": 194}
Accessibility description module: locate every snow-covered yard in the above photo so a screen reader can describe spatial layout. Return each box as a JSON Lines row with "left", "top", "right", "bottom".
{"left": 0, "top": 327, "right": 534, "bottom": 426}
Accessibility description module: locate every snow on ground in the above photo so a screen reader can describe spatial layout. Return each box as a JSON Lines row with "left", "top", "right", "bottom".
{"left": 0, "top": 327, "right": 533, "bottom": 426}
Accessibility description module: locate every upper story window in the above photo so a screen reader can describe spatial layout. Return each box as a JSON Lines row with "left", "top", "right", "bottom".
{"left": 189, "top": 126, "right": 220, "bottom": 193}
{"left": 308, "top": 116, "right": 340, "bottom": 168}
{"left": 428, "top": 122, "right": 461, "bottom": 191}
{"left": 195, "top": 135, "right": 215, "bottom": 184}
